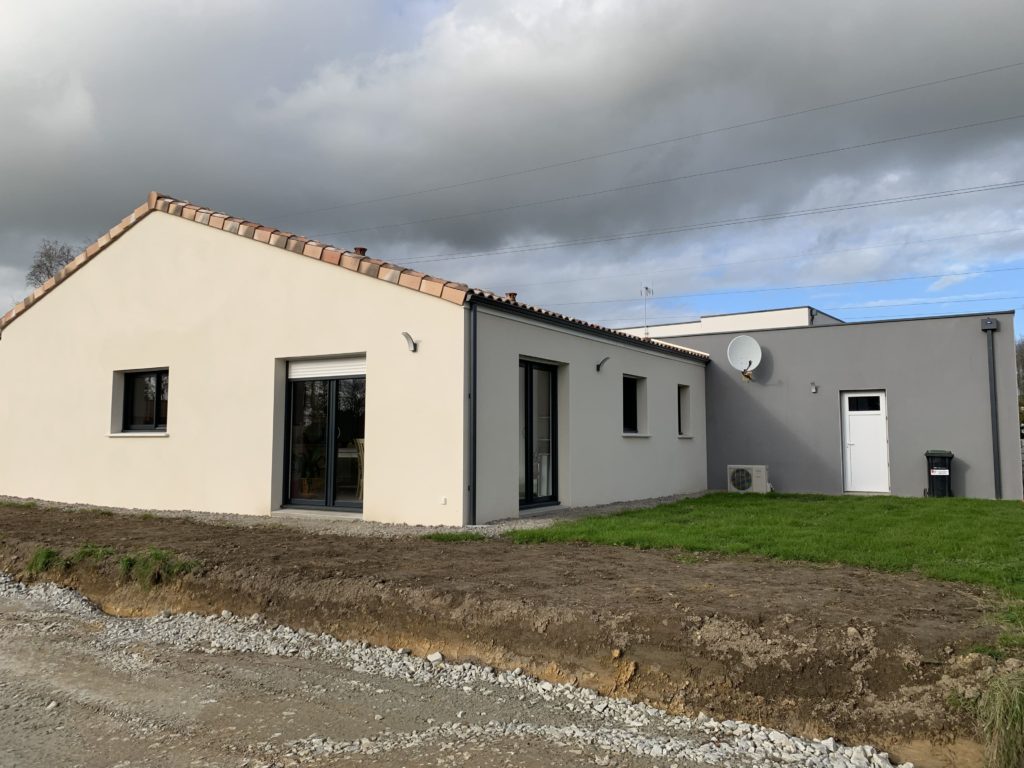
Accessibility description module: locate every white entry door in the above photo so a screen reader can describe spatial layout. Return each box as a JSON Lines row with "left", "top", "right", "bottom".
{"left": 841, "top": 391, "right": 890, "bottom": 493}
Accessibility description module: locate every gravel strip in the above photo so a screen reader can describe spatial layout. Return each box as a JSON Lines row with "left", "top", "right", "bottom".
{"left": 0, "top": 573, "right": 913, "bottom": 768}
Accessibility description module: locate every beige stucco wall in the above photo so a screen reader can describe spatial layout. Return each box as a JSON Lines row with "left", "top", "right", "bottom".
{"left": 0, "top": 212, "right": 468, "bottom": 524}
{"left": 473, "top": 307, "right": 708, "bottom": 522}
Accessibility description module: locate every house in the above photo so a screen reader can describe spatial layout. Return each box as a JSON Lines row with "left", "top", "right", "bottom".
{"left": 0, "top": 193, "right": 710, "bottom": 525}
{"left": 622, "top": 308, "right": 1023, "bottom": 499}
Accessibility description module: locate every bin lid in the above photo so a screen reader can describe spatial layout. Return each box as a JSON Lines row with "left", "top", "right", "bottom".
{"left": 924, "top": 449, "right": 954, "bottom": 458}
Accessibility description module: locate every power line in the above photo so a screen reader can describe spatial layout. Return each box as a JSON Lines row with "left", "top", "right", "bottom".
{"left": 273, "top": 60, "right": 1024, "bottom": 221}
{"left": 543, "top": 264, "right": 1024, "bottom": 308}
{"left": 397, "top": 180, "right": 1024, "bottom": 265}
{"left": 312, "top": 113, "right": 1024, "bottom": 240}
{"left": 511, "top": 227, "right": 1024, "bottom": 288}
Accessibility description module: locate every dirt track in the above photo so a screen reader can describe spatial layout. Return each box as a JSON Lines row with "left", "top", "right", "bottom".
{"left": 1, "top": 582, "right": 725, "bottom": 768}
{"left": 0, "top": 505, "right": 1009, "bottom": 765}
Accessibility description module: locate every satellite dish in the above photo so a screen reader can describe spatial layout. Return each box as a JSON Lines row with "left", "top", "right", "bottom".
{"left": 726, "top": 335, "right": 762, "bottom": 380}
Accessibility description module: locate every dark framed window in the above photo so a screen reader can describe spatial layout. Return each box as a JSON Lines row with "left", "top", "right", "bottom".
{"left": 285, "top": 376, "right": 366, "bottom": 510}
{"left": 677, "top": 384, "right": 691, "bottom": 436}
{"left": 623, "top": 376, "right": 639, "bottom": 433}
{"left": 123, "top": 370, "right": 169, "bottom": 431}
{"left": 519, "top": 360, "right": 558, "bottom": 507}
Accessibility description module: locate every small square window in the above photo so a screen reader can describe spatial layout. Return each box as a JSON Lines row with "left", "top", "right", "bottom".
{"left": 677, "top": 384, "right": 691, "bottom": 436}
{"left": 623, "top": 375, "right": 646, "bottom": 434}
{"left": 122, "top": 370, "right": 169, "bottom": 431}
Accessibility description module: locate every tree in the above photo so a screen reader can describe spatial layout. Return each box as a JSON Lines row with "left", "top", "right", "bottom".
{"left": 25, "top": 239, "right": 77, "bottom": 289}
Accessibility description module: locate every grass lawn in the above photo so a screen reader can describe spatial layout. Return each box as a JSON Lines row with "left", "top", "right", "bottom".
{"left": 508, "top": 493, "right": 1024, "bottom": 600}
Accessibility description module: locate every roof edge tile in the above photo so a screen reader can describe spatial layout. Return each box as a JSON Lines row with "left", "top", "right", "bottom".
{"left": 0, "top": 191, "right": 709, "bottom": 360}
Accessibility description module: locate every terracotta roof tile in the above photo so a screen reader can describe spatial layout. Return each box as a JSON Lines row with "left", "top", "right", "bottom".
{"left": 340, "top": 252, "right": 364, "bottom": 271}
{"left": 66, "top": 252, "right": 88, "bottom": 272}
{"left": 378, "top": 264, "right": 403, "bottom": 284}
{"left": 441, "top": 283, "right": 469, "bottom": 304}
{"left": 302, "top": 242, "right": 324, "bottom": 259}
{"left": 419, "top": 276, "right": 446, "bottom": 298}
{"left": 253, "top": 226, "right": 275, "bottom": 244}
{"left": 0, "top": 191, "right": 710, "bottom": 361}
{"left": 269, "top": 231, "right": 292, "bottom": 248}
{"left": 357, "top": 258, "right": 383, "bottom": 278}
{"left": 285, "top": 236, "right": 308, "bottom": 254}
{"left": 398, "top": 270, "right": 426, "bottom": 291}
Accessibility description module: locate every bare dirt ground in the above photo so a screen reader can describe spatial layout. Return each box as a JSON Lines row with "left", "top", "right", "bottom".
{"left": 0, "top": 504, "right": 1012, "bottom": 766}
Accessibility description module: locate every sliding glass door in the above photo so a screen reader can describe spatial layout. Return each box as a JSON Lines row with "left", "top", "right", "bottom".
{"left": 333, "top": 378, "right": 365, "bottom": 504}
{"left": 287, "top": 376, "right": 365, "bottom": 509}
{"left": 519, "top": 361, "right": 557, "bottom": 507}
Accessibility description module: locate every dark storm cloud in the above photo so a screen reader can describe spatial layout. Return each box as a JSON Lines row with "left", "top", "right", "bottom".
{"left": 2, "top": 0, "right": 1022, "bottom": 321}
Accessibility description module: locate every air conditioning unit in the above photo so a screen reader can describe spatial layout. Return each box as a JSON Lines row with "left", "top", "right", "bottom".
{"left": 727, "top": 465, "right": 769, "bottom": 493}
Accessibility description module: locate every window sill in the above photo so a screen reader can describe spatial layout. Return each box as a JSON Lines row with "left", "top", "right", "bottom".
{"left": 622, "top": 433, "right": 650, "bottom": 438}
{"left": 108, "top": 432, "right": 170, "bottom": 438}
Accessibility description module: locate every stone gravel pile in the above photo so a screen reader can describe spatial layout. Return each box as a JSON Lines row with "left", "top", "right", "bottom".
{"left": 0, "top": 573, "right": 913, "bottom": 767}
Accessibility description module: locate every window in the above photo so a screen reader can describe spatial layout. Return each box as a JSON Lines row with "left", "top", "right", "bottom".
{"left": 285, "top": 375, "right": 366, "bottom": 509}
{"left": 622, "top": 375, "right": 646, "bottom": 434}
{"left": 847, "top": 395, "right": 881, "bottom": 412}
{"left": 123, "top": 370, "right": 169, "bottom": 431}
{"left": 519, "top": 361, "right": 557, "bottom": 506}
{"left": 677, "top": 384, "right": 691, "bottom": 436}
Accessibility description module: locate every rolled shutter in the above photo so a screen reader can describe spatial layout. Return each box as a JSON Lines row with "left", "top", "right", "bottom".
{"left": 288, "top": 356, "right": 366, "bottom": 380}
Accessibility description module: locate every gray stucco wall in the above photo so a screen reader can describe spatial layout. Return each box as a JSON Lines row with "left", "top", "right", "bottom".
{"left": 668, "top": 312, "right": 1022, "bottom": 499}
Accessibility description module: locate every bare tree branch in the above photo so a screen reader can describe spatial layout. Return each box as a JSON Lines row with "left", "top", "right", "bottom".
{"left": 25, "top": 240, "right": 77, "bottom": 289}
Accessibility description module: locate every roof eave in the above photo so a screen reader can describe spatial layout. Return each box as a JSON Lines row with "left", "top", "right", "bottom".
{"left": 468, "top": 292, "right": 710, "bottom": 363}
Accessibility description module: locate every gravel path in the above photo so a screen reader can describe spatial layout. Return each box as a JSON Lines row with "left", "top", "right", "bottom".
{"left": 0, "top": 573, "right": 911, "bottom": 768}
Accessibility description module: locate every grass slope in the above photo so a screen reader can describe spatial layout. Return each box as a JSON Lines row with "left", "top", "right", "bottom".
{"left": 509, "top": 493, "right": 1024, "bottom": 598}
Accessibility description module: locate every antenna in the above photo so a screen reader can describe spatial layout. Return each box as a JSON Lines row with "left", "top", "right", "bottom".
{"left": 726, "top": 335, "right": 763, "bottom": 381}
{"left": 642, "top": 285, "right": 653, "bottom": 337}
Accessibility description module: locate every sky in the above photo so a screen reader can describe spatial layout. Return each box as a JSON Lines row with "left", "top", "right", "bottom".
{"left": 1, "top": 0, "right": 1023, "bottom": 332}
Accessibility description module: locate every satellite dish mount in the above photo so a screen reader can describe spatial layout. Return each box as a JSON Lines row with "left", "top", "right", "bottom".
{"left": 726, "top": 335, "right": 763, "bottom": 382}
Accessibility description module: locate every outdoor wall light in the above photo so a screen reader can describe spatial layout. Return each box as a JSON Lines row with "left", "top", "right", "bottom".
{"left": 810, "top": 382, "right": 818, "bottom": 394}
{"left": 596, "top": 356, "right": 611, "bottom": 372}
{"left": 401, "top": 331, "right": 418, "bottom": 353}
